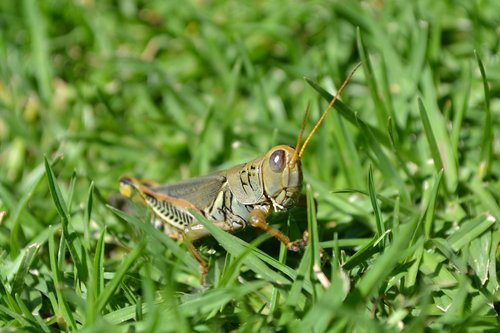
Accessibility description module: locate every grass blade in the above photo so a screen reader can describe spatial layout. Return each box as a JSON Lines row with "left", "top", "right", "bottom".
{"left": 331, "top": 114, "right": 364, "bottom": 189}
{"left": 283, "top": 246, "right": 311, "bottom": 309}
{"left": 357, "top": 214, "right": 420, "bottom": 298}
{"left": 22, "top": 0, "right": 53, "bottom": 103}
{"left": 296, "top": 274, "right": 349, "bottom": 332}
{"left": 107, "top": 205, "right": 200, "bottom": 272}
{"left": 417, "top": 98, "right": 447, "bottom": 188}
{"left": 468, "top": 231, "right": 491, "bottom": 285}
{"left": 9, "top": 166, "right": 45, "bottom": 258}
{"left": 468, "top": 180, "right": 500, "bottom": 222}
{"left": 11, "top": 244, "right": 40, "bottom": 295}
{"left": 359, "top": 117, "right": 410, "bottom": 203}
{"left": 84, "top": 182, "right": 94, "bottom": 242}
{"left": 424, "top": 169, "right": 443, "bottom": 239}
{"left": 447, "top": 214, "right": 495, "bottom": 252}
{"left": 356, "top": 28, "right": 388, "bottom": 130}
{"left": 475, "top": 51, "right": 492, "bottom": 179}
{"left": 44, "top": 156, "right": 87, "bottom": 282}
{"left": 270, "top": 216, "right": 290, "bottom": 312}
{"left": 368, "top": 166, "right": 385, "bottom": 239}
{"left": 450, "top": 63, "right": 471, "bottom": 154}
{"left": 48, "top": 227, "right": 77, "bottom": 330}
{"left": 342, "top": 237, "right": 379, "bottom": 271}
{"left": 85, "top": 227, "right": 106, "bottom": 326}
{"left": 192, "top": 210, "right": 293, "bottom": 287}
{"left": 306, "top": 184, "right": 329, "bottom": 293}
{"left": 96, "top": 241, "right": 145, "bottom": 313}
{"left": 420, "top": 69, "right": 458, "bottom": 192}
{"left": 14, "top": 293, "right": 51, "bottom": 333}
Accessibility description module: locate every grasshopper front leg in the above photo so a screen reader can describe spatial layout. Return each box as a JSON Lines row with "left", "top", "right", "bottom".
{"left": 249, "top": 208, "right": 308, "bottom": 251}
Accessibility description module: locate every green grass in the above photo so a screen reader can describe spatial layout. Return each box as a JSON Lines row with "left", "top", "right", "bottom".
{"left": 0, "top": 0, "right": 499, "bottom": 331}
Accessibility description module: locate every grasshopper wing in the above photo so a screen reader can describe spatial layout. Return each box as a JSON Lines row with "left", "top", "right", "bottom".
{"left": 150, "top": 172, "right": 228, "bottom": 210}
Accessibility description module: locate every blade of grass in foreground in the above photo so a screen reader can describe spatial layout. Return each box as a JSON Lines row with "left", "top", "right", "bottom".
{"left": 282, "top": 246, "right": 312, "bottom": 312}
{"left": 420, "top": 69, "right": 458, "bottom": 193}
{"left": 85, "top": 227, "right": 106, "bottom": 326}
{"left": 295, "top": 262, "right": 350, "bottom": 332}
{"left": 11, "top": 244, "right": 40, "bottom": 295}
{"left": 179, "top": 280, "right": 268, "bottom": 316}
{"left": 424, "top": 169, "right": 443, "bottom": 240}
{"left": 9, "top": 163, "right": 46, "bottom": 258}
{"left": 192, "top": 210, "right": 293, "bottom": 287}
{"left": 487, "top": 231, "right": 499, "bottom": 292}
{"left": 95, "top": 241, "right": 146, "bottom": 313}
{"left": 306, "top": 184, "right": 328, "bottom": 294}
{"left": 468, "top": 180, "right": 500, "bottom": 222}
{"left": 417, "top": 98, "right": 444, "bottom": 179}
{"left": 48, "top": 227, "right": 77, "bottom": 331}
{"left": 368, "top": 166, "right": 385, "bottom": 240}
{"left": 356, "top": 212, "right": 420, "bottom": 298}
{"left": 341, "top": 236, "right": 379, "bottom": 271}
{"left": 102, "top": 280, "right": 268, "bottom": 325}
{"left": 44, "top": 156, "right": 87, "bottom": 282}
{"left": 468, "top": 231, "right": 492, "bottom": 285}
{"left": 447, "top": 214, "right": 495, "bottom": 252}
{"left": 14, "top": 293, "right": 51, "bottom": 333}
{"left": 269, "top": 216, "right": 290, "bottom": 312}
{"left": 107, "top": 205, "right": 200, "bottom": 272}
{"left": 84, "top": 182, "right": 94, "bottom": 245}
{"left": 0, "top": 304, "right": 33, "bottom": 329}
{"left": 216, "top": 232, "right": 274, "bottom": 287}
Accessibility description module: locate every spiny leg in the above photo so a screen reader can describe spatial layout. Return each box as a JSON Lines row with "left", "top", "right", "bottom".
{"left": 249, "top": 208, "right": 308, "bottom": 251}
{"left": 182, "top": 233, "right": 209, "bottom": 285}
{"left": 182, "top": 221, "right": 235, "bottom": 285}
{"left": 152, "top": 215, "right": 209, "bottom": 284}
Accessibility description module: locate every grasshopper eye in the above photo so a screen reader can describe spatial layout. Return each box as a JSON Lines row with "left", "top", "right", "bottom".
{"left": 269, "top": 149, "right": 286, "bottom": 173}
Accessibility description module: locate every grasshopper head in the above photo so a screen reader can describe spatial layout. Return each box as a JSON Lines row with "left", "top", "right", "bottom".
{"left": 261, "top": 145, "right": 303, "bottom": 210}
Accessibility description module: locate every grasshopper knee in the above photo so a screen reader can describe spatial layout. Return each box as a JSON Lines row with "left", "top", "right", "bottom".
{"left": 249, "top": 209, "right": 267, "bottom": 227}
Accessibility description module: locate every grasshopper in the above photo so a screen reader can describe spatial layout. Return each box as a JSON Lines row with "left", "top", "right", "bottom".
{"left": 119, "top": 65, "right": 359, "bottom": 278}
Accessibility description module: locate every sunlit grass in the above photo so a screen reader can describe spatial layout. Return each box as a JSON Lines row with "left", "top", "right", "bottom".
{"left": 0, "top": 0, "right": 499, "bottom": 331}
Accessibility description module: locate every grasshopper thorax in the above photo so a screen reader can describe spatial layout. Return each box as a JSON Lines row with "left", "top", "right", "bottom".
{"left": 261, "top": 145, "right": 302, "bottom": 211}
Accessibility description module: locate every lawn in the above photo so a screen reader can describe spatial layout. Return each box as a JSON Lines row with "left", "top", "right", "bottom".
{"left": 0, "top": 0, "right": 499, "bottom": 332}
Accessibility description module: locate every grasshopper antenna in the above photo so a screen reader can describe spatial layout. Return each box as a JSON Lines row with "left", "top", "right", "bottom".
{"left": 290, "top": 102, "right": 311, "bottom": 167}
{"left": 297, "top": 62, "right": 361, "bottom": 159}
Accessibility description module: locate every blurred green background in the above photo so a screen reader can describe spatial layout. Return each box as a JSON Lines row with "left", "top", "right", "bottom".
{"left": 0, "top": 0, "right": 499, "bottom": 331}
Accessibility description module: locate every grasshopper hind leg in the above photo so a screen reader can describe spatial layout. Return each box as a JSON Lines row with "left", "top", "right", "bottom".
{"left": 151, "top": 215, "right": 209, "bottom": 285}
{"left": 151, "top": 216, "right": 181, "bottom": 240}
{"left": 185, "top": 238, "right": 209, "bottom": 284}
